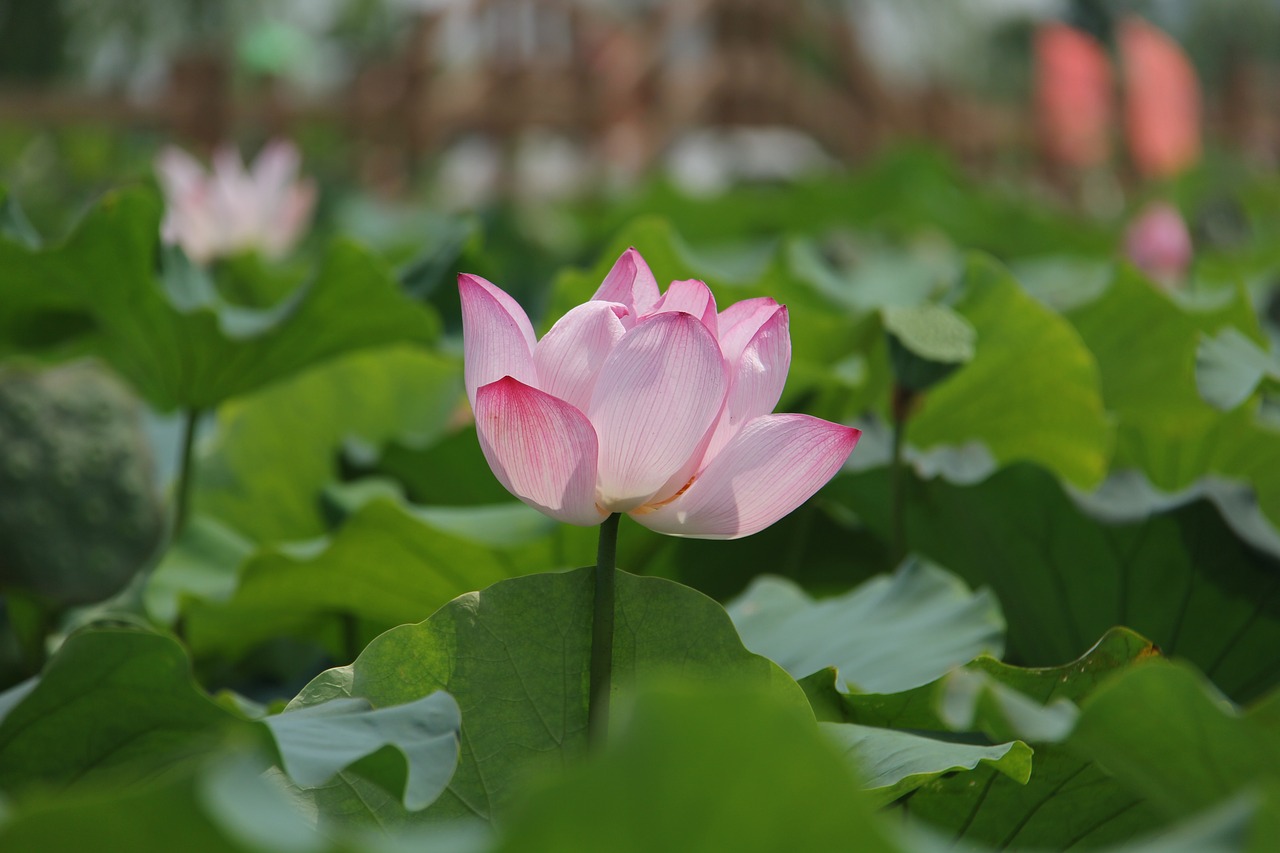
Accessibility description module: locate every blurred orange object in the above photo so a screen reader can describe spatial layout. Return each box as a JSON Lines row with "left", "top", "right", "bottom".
{"left": 1035, "top": 23, "right": 1113, "bottom": 169}
{"left": 1119, "top": 17, "right": 1201, "bottom": 179}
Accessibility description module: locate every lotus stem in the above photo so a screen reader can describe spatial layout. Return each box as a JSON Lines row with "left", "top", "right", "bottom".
{"left": 173, "top": 408, "right": 201, "bottom": 537}
{"left": 889, "top": 384, "right": 914, "bottom": 566}
{"left": 590, "top": 512, "right": 621, "bottom": 743}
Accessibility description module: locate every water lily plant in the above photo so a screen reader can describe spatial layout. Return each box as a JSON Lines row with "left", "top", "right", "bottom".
{"left": 460, "top": 248, "right": 859, "bottom": 737}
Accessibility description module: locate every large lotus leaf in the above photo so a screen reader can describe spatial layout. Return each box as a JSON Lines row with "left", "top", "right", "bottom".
{"left": 1199, "top": 407, "right": 1280, "bottom": 534}
{"left": 883, "top": 302, "right": 977, "bottom": 391}
{"left": 196, "top": 345, "right": 463, "bottom": 543}
{"left": 726, "top": 558, "right": 1004, "bottom": 693}
{"left": 1070, "top": 660, "right": 1280, "bottom": 819}
{"left": 611, "top": 493, "right": 889, "bottom": 604}
{"left": 180, "top": 497, "right": 546, "bottom": 663}
{"left": 288, "top": 568, "right": 807, "bottom": 826}
{"left": 0, "top": 228, "right": 95, "bottom": 357}
{"left": 1, "top": 752, "right": 1252, "bottom": 853}
{"left": 0, "top": 187, "right": 39, "bottom": 248}
{"left": 1068, "top": 470, "right": 1280, "bottom": 562}
{"left": 1011, "top": 255, "right": 1113, "bottom": 312}
{"left": 823, "top": 628, "right": 1153, "bottom": 735}
{"left": 0, "top": 189, "right": 440, "bottom": 410}
{"left": 897, "top": 795, "right": 1256, "bottom": 853}
{"left": 0, "top": 749, "right": 350, "bottom": 853}
{"left": 144, "top": 514, "right": 256, "bottom": 626}
{"left": 0, "top": 748, "right": 489, "bottom": 852}
{"left": 322, "top": 478, "right": 587, "bottom": 557}
{"left": 821, "top": 722, "right": 1032, "bottom": 807}
{"left": 0, "top": 775, "right": 279, "bottom": 853}
{"left": 498, "top": 684, "right": 1264, "bottom": 853}
{"left": 201, "top": 248, "right": 309, "bottom": 310}
{"left": 1093, "top": 796, "right": 1267, "bottom": 853}
{"left": 831, "top": 463, "right": 1280, "bottom": 702}
{"left": 357, "top": 435, "right": 610, "bottom": 571}
{"left": 0, "top": 676, "right": 37, "bottom": 723}
{"left": 907, "top": 255, "right": 1112, "bottom": 489}
{"left": 820, "top": 628, "right": 1167, "bottom": 849}
{"left": 491, "top": 681, "right": 904, "bottom": 853}
{"left": 0, "top": 629, "right": 260, "bottom": 794}
{"left": 370, "top": 428, "right": 522, "bottom": 507}
{"left": 412, "top": 379, "right": 878, "bottom": 604}
{"left": 198, "top": 754, "right": 344, "bottom": 853}
{"left": 784, "top": 235, "right": 958, "bottom": 313}
{"left": 0, "top": 628, "right": 462, "bottom": 815}
{"left": 1197, "top": 327, "right": 1280, "bottom": 411}
{"left": 264, "top": 693, "right": 460, "bottom": 812}
{"left": 1065, "top": 266, "right": 1277, "bottom": 502}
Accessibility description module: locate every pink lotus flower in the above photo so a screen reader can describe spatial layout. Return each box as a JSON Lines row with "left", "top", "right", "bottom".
{"left": 1119, "top": 17, "right": 1201, "bottom": 179}
{"left": 460, "top": 249, "right": 860, "bottom": 539}
{"left": 155, "top": 139, "right": 317, "bottom": 264}
{"left": 1034, "top": 23, "right": 1114, "bottom": 170}
{"left": 1125, "top": 201, "right": 1192, "bottom": 287}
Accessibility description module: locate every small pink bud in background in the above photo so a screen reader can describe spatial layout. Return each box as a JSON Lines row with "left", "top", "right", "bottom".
{"left": 1125, "top": 202, "right": 1193, "bottom": 288}
{"left": 155, "top": 139, "right": 317, "bottom": 264}
{"left": 1120, "top": 17, "right": 1201, "bottom": 180}
{"left": 1034, "top": 23, "right": 1113, "bottom": 170}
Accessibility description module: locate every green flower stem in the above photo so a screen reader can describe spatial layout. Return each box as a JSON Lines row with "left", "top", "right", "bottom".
{"left": 590, "top": 512, "right": 621, "bottom": 743}
{"left": 8, "top": 592, "right": 53, "bottom": 676}
{"left": 113, "top": 408, "right": 201, "bottom": 639}
{"left": 173, "top": 408, "right": 201, "bottom": 537}
{"left": 889, "top": 384, "right": 915, "bottom": 566}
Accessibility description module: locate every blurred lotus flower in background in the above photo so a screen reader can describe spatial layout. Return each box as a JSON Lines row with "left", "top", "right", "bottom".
{"left": 459, "top": 249, "right": 860, "bottom": 539}
{"left": 154, "top": 140, "right": 317, "bottom": 264}
{"left": 1120, "top": 17, "right": 1202, "bottom": 180}
{"left": 1034, "top": 23, "right": 1113, "bottom": 170}
{"left": 1125, "top": 201, "right": 1193, "bottom": 287}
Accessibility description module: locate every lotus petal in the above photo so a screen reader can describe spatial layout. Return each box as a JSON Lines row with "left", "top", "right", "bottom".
{"left": 636, "top": 414, "right": 859, "bottom": 539}
{"left": 648, "top": 279, "right": 718, "bottom": 336}
{"left": 592, "top": 247, "right": 660, "bottom": 316}
{"left": 703, "top": 304, "right": 791, "bottom": 462}
{"left": 474, "top": 377, "right": 605, "bottom": 526}
{"left": 588, "top": 313, "right": 727, "bottom": 511}
{"left": 459, "top": 274, "right": 538, "bottom": 407}
{"left": 534, "top": 301, "right": 630, "bottom": 413}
